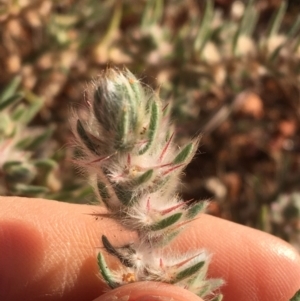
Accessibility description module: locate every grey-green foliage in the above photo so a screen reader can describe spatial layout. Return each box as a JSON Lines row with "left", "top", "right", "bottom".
{"left": 137, "top": 0, "right": 300, "bottom": 120}
{"left": 73, "top": 68, "right": 223, "bottom": 300}
{"left": 0, "top": 77, "right": 57, "bottom": 196}
{"left": 270, "top": 193, "right": 300, "bottom": 252}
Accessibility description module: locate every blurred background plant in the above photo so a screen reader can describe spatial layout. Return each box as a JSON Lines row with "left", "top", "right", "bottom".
{"left": 0, "top": 76, "right": 56, "bottom": 196}
{"left": 0, "top": 0, "right": 299, "bottom": 251}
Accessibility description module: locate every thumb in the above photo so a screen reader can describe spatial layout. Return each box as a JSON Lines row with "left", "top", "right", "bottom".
{"left": 96, "top": 282, "right": 204, "bottom": 301}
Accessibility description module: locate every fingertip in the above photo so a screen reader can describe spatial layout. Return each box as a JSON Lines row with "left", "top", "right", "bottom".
{"left": 174, "top": 215, "right": 300, "bottom": 301}
{"left": 96, "top": 282, "right": 204, "bottom": 301}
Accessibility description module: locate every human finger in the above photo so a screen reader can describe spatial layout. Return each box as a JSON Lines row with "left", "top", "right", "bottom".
{"left": 97, "top": 282, "right": 204, "bottom": 301}
{"left": 0, "top": 197, "right": 299, "bottom": 301}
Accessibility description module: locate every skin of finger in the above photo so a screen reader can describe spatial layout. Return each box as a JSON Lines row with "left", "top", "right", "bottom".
{"left": 171, "top": 215, "right": 300, "bottom": 301}
{"left": 97, "top": 282, "right": 204, "bottom": 301}
{"left": 0, "top": 197, "right": 299, "bottom": 301}
{"left": 0, "top": 196, "right": 134, "bottom": 301}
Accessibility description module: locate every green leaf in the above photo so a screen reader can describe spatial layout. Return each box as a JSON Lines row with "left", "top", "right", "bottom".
{"left": 244, "top": 8, "right": 259, "bottom": 37}
{"left": 287, "top": 15, "right": 300, "bottom": 38}
{"left": 0, "top": 93, "right": 23, "bottom": 110}
{"left": 232, "top": 0, "right": 255, "bottom": 56}
{"left": 187, "top": 202, "right": 206, "bottom": 219}
{"left": 33, "top": 159, "right": 57, "bottom": 169}
{"left": 93, "top": 85, "right": 118, "bottom": 132}
{"left": 172, "top": 261, "right": 205, "bottom": 283}
{"left": 267, "top": 1, "right": 287, "bottom": 38}
{"left": 241, "top": 0, "right": 256, "bottom": 35}
{"left": 122, "top": 71, "right": 140, "bottom": 130}
{"left": 125, "top": 69, "right": 142, "bottom": 107}
{"left": 97, "top": 252, "right": 118, "bottom": 289}
{"left": 102, "top": 235, "right": 119, "bottom": 256}
{"left": 102, "top": 235, "right": 133, "bottom": 267}
{"left": 141, "top": 0, "right": 164, "bottom": 28}
{"left": 19, "top": 93, "right": 44, "bottom": 124}
{"left": 150, "top": 212, "right": 182, "bottom": 231}
{"left": 195, "top": 0, "right": 214, "bottom": 54}
{"left": 127, "top": 94, "right": 138, "bottom": 131}
{"left": 114, "top": 183, "right": 133, "bottom": 206}
{"left": 139, "top": 100, "right": 159, "bottom": 155}
{"left": 98, "top": 1, "right": 122, "bottom": 47}
{"left": 97, "top": 181, "right": 110, "bottom": 207}
{"left": 2, "top": 161, "right": 22, "bottom": 168}
{"left": 0, "top": 76, "right": 22, "bottom": 103}
{"left": 11, "top": 104, "right": 25, "bottom": 121}
{"left": 173, "top": 142, "right": 193, "bottom": 164}
{"left": 115, "top": 107, "right": 130, "bottom": 150}
{"left": 4, "top": 163, "right": 35, "bottom": 183}
{"left": 0, "top": 113, "right": 11, "bottom": 132}
{"left": 196, "top": 278, "right": 224, "bottom": 299}
{"left": 13, "top": 184, "right": 49, "bottom": 194}
{"left": 132, "top": 169, "right": 153, "bottom": 186}
{"left": 97, "top": 181, "right": 110, "bottom": 199}
{"left": 76, "top": 119, "right": 99, "bottom": 154}
{"left": 290, "top": 289, "right": 300, "bottom": 301}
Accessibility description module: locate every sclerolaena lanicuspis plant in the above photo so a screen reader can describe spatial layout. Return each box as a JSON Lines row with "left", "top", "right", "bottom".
{"left": 72, "top": 67, "right": 224, "bottom": 301}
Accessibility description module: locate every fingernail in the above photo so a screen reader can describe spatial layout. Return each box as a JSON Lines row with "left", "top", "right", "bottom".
{"left": 135, "top": 296, "right": 172, "bottom": 301}
{"left": 99, "top": 295, "right": 170, "bottom": 301}
{"left": 96, "top": 282, "right": 203, "bottom": 301}
{"left": 95, "top": 295, "right": 129, "bottom": 301}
